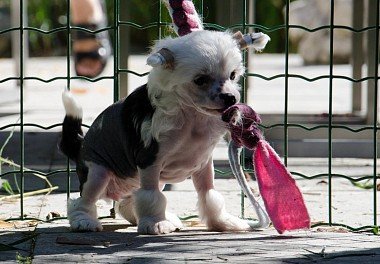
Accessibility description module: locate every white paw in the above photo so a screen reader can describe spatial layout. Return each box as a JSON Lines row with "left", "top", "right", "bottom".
{"left": 67, "top": 197, "right": 102, "bottom": 232}
{"left": 138, "top": 218, "right": 179, "bottom": 235}
{"left": 207, "top": 213, "right": 251, "bottom": 232}
{"left": 69, "top": 211, "right": 103, "bottom": 232}
{"left": 166, "top": 212, "right": 183, "bottom": 230}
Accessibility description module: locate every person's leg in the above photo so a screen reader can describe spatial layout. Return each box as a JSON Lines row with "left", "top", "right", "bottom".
{"left": 71, "top": 0, "right": 103, "bottom": 24}
{"left": 70, "top": 0, "right": 110, "bottom": 78}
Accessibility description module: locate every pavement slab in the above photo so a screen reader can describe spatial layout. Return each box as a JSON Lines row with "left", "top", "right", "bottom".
{"left": 1, "top": 222, "right": 380, "bottom": 264}
{"left": 1, "top": 177, "right": 380, "bottom": 263}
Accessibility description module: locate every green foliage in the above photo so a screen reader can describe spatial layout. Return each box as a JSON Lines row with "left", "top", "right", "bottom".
{"left": 0, "top": 117, "right": 19, "bottom": 195}
{"left": 27, "top": 0, "right": 68, "bottom": 56}
{"left": 373, "top": 226, "right": 379, "bottom": 235}
{"left": 1, "top": 179, "right": 14, "bottom": 195}
{"left": 0, "top": 116, "right": 56, "bottom": 196}
{"left": 351, "top": 179, "right": 375, "bottom": 190}
{"left": 0, "top": 0, "right": 290, "bottom": 56}
{"left": 0, "top": 233, "right": 38, "bottom": 264}
{"left": 255, "top": 0, "right": 291, "bottom": 53}
{"left": 16, "top": 253, "right": 32, "bottom": 264}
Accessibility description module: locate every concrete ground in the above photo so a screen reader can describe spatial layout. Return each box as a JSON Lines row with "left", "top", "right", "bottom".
{"left": 0, "top": 55, "right": 379, "bottom": 263}
{"left": 1, "top": 177, "right": 380, "bottom": 263}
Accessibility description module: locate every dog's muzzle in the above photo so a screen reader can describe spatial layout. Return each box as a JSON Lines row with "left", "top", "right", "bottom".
{"left": 219, "top": 93, "right": 237, "bottom": 108}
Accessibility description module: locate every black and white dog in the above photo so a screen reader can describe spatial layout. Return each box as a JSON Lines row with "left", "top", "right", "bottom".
{"left": 60, "top": 30, "right": 269, "bottom": 234}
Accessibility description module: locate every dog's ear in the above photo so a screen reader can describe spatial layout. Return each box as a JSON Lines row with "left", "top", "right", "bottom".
{"left": 147, "top": 48, "right": 175, "bottom": 70}
{"left": 233, "top": 31, "right": 270, "bottom": 51}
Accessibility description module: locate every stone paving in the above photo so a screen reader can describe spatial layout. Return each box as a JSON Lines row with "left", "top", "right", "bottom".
{"left": 1, "top": 175, "right": 380, "bottom": 263}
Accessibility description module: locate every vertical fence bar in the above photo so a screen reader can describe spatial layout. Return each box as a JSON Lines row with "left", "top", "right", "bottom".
{"left": 198, "top": 0, "right": 203, "bottom": 16}
{"left": 114, "top": 0, "right": 119, "bottom": 101}
{"left": 11, "top": 0, "right": 28, "bottom": 87}
{"left": 66, "top": 0, "right": 71, "bottom": 201}
{"left": 111, "top": 0, "right": 119, "bottom": 215}
{"left": 158, "top": 0, "right": 162, "bottom": 39}
{"left": 328, "top": 0, "right": 335, "bottom": 225}
{"left": 111, "top": 0, "right": 120, "bottom": 215}
{"left": 200, "top": 0, "right": 204, "bottom": 24}
{"left": 284, "top": 0, "right": 290, "bottom": 166}
{"left": 239, "top": 0, "right": 248, "bottom": 219}
{"left": 367, "top": 1, "right": 379, "bottom": 125}
{"left": 66, "top": 1, "right": 71, "bottom": 90}
{"left": 367, "top": 0, "right": 379, "bottom": 229}
{"left": 119, "top": 0, "right": 129, "bottom": 98}
{"left": 241, "top": 0, "right": 247, "bottom": 103}
{"left": 19, "top": 0, "right": 25, "bottom": 220}
{"left": 372, "top": 0, "right": 379, "bottom": 228}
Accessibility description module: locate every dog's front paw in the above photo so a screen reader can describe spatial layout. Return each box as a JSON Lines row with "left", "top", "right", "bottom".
{"left": 138, "top": 218, "right": 179, "bottom": 235}
{"left": 67, "top": 197, "right": 102, "bottom": 232}
{"left": 207, "top": 213, "right": 251, "bottom": 232}
{"left": 166, "top": 212, "right": 183, "bottom": 230}
{"left": 69, "top": 211, "right": 103, "bottom": 232}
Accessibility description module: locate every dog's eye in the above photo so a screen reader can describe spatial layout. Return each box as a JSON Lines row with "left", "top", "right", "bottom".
{"left": 194, "top": 75, "right": 210, "bottom": 86}
{"left": 230, "top": 71, "right": 236, "bottom": 81}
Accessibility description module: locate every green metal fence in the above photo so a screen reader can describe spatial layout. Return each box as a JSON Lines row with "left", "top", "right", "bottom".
{"left": 0, "top": 0, "right": 379, "bottom": 233}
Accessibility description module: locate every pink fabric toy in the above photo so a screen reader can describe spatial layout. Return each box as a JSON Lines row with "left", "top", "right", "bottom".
{"left": 223, "top": 104, "right": 310, "bottom": 234}
{"left": 164, "top": 0, "right": 203, "bottom": 36}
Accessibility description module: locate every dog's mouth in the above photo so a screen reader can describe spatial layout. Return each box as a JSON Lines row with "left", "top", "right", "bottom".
{"left": 216, "top": 108, "right": 227, "bottom": 114}
{"left": 203, "top": 106, "right": 233, "bottom": 115}
{"left": 219, "top": 103, "right": 239, "bottom": 113}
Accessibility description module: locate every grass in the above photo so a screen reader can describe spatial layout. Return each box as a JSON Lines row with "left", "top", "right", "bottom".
{"left": 0, "top": 118, "right": 58, "bottom": 200}
{"left": 0, "top": 118, "right": 20, "bottom": 195}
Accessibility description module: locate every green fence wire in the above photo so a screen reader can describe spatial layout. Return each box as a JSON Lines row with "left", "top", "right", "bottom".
{"left": 0, "top": 0, "right": 379, "bottom": 234}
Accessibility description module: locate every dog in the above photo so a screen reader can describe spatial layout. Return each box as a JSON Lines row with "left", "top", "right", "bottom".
{"left": 60, "top": 30, "right": 269, "bottom": 235}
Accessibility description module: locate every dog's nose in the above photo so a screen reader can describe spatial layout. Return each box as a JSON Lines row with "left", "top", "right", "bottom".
{"left": 219, "top": 93, "right": 236, "bottom": 107}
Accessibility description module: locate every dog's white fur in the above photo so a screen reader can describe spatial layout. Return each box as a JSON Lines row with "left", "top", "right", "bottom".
{"left": 65, "top": 30, "right": 254, "bottom": 234}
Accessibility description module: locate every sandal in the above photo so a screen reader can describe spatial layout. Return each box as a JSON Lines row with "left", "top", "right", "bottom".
{"left": 72, "top": 23, "right": 111, "bottom": 78}
{"left": 72, "top": 0, "right": 111, "bottom": 78}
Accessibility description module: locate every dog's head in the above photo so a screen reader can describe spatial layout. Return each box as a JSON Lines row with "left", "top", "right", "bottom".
{"left": 147, "top": 30, "right": 244, "bottom": 116}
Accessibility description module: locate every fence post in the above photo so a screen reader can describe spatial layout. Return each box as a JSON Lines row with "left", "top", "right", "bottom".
{"left": 11, "top": 0, "right": 28, "bottom": 85}
{"left": 351, "top": 0, "right": 364, "bottom": 114}
{"left": 366, "top": 0, "right": 379, "bottom": 124}
{"left": 118, "top": 0, "right": 130, "bottom": 99}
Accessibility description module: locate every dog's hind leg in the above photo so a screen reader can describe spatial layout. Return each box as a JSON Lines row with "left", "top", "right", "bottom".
{"left": 192, "top": 159, "right": 251, "bottom": 232}
{"left": 68, "top": 162, "right": 110, "bottom": 232}
{"left": 116, "top": 195, "right": 137, "bottom": 225}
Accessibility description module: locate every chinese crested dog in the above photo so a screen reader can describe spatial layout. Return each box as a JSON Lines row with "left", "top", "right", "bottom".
{"left": 60, "top": 30, "right": 269, "bottom": 234}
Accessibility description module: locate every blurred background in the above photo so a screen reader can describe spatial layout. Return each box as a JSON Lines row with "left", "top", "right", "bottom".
{"left": 0, "top": 0, "right": 290, "bottom": 57}
{"left": 0, "top": 0, "right": 378, "bottom": 160}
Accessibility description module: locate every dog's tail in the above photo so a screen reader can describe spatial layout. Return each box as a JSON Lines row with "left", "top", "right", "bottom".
{"left": 60, "top": 89, "right": 84, "bottom": 162}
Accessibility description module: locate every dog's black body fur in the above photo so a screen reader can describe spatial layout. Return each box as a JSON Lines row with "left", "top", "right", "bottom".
{"left": 60, "top": 84, "right": 159, "bottom": 191}
{"left": 120, "top": 84, "right": 159, "bottom": 171}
